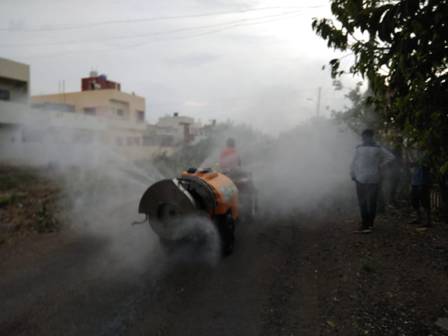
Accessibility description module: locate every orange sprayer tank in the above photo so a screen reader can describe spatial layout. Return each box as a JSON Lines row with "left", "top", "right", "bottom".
{"left": 181, "top": 169, "right": 239, "bottom": 220}
{"left": 138, "top": 168, "right": 239, "bottom": 254}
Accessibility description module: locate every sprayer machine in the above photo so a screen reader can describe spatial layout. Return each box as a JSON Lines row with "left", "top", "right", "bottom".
{"left": 138, "top": 168, "right": 239, "bottom": 255}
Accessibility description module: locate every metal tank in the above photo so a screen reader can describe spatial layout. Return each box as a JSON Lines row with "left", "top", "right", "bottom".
{"left": 138, "top": 168, "right": 239, "bottom": 255}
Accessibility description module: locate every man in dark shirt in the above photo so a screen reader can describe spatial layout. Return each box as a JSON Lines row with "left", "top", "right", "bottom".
{"left": 410, "top": 161, "right": 432, "bottom": 227}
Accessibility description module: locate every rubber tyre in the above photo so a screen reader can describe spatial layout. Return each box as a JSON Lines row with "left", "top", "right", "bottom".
{"left": 217, "top": 213, "right": 235, "bottom": 257}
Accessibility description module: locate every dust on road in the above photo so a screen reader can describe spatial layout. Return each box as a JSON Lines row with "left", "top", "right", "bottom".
{"left": 0, "top": 214, "right": 320, "bottom": 336}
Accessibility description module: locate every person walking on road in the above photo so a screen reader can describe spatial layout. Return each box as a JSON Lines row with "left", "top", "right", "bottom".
{"left": 408, "top": 154, "right": 432, "bottom": 228}
{"left": 350, "top": 129, "right": 395, "bottom": 233}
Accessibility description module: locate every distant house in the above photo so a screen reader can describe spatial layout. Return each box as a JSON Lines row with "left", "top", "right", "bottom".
{"left": 32, "top": 71, "right": 146, "bottom": 124}
{"left": 0, "top": 57, "right": 29, "bottom": 103}
{"left": 0, "top": 57, "right": 30, "bottom": 146}
{"left": 30, "top": 72, "right": 150, "bottom": 158}
{"left": 155, "top": 112, "right": 204, "bottom": 144}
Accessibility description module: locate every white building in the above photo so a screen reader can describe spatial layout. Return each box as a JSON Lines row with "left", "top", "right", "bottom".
{"left": 155, "top": 112, "right": 204, "bottom": 145}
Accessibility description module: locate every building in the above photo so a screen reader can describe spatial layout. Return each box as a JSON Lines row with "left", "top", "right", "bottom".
{"left": 0, "top": 57, "right": 29, "bottom": 103}
{"left": 155, "top": 112, "right": 204, "bottom": 145}
{"left": 30, "top": 72, "right": 157, "bottom": 160}
{"left": 0, "top": 57, "right": 30, "bottom": 149}
{"left": 0, "top": 67, "right": 172, "bottom": 164}
{"left": 32, "top": 72, "right": 145, "bottom": 123}
{"left": 1, "top": 65, "right": 202, "bottom": 165}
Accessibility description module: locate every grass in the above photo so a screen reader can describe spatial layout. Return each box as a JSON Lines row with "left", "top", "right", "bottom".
{"left": 35, "top": 202, "right": 59, "bottom": 233}
{"left": 0, "top": 165, "right": 61, "bottom": 237}
{"left": 0, "top": 192, "right": 28, "bottom": 208}
{"left": 0, "top": 166, "right": 38, "bottom": 191}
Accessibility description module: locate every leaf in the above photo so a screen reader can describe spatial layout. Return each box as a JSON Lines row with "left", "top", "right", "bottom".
{"left": 441, "top": 161, "right": 448, "bottom": 174}
{"left": 378, "top": 6, "right": 396, "bottom": 43}
{"left": 369, "top": 4, "right": 394, "bottom": 37}
{"left": 326, "top": 320, "right": 336, "bottom": 328}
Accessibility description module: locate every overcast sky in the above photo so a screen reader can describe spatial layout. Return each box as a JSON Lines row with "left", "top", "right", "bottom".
{"left": 0, "top": 0, "right": 359, "bottom": 134}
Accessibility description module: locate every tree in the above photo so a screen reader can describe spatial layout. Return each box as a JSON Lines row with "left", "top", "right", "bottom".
{"left": 331, "top": 81, "right": 379, "bottom": 133}
{"left": 312, "top": 0, "right": 448, "bottom": 174}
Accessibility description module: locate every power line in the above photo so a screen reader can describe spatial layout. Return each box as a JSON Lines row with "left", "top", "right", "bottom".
{"left": 0, "top": 5, "right": 326, "bottom": 33}
{"left": 24, "top": 11, "right": 304, "bottom": 60}
{"left": 0, "top": 10, "right": 306, "bottom": 48}
{"left": 127, "top": 11, "right": 305, "bottom": 47}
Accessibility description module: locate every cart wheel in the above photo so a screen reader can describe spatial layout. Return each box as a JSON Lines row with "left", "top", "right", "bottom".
{"left": 217, "top": 213, "right": 235, "bottom": 256}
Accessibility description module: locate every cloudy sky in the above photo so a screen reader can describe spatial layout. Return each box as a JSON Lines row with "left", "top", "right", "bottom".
{"left": 0, "top": 0, "right": 358, "bottom": 134}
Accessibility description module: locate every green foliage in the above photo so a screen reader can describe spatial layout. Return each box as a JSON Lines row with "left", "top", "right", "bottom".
{"left": 312, "top": 0, "right": 448, "bottom": 174}
{"left": 332, "top": 82, "right": 380, "bottom": 133}
{"left": 0, "top": 167, "right": 38, "bottom": 191}
{"left": 0, "top": 194, "right": 14, "bottom": 208}
{"left": 0, "top": 192, "right": 27, "bottom": 208}
{"left": 35, "top": 202, "right": 59, "bottom": 233}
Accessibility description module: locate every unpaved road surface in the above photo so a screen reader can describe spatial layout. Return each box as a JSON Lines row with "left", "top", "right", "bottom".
{"left": 0, "top": 214, "right": 320, "bottom": 336}
{"left": 2, "top": 210, "right": 448, "bottom": 336}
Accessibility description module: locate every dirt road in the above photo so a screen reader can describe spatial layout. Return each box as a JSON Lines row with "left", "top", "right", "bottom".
{"left": 2, "top": 209, "right": 448, "bottom": 336}
{"left": 0, "top": 214, "right": 321, "bottom": 336}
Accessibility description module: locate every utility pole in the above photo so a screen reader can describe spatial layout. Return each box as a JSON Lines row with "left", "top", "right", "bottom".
{"left": 316, "top": 86, "right": 322, "bottom": 117}
{"left": 62, "top": 80, "right": 66, "bottom": 104}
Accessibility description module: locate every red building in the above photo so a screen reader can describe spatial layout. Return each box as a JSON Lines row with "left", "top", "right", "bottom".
{"left": 81, "top": 72, "right": 121, "bottom": 92}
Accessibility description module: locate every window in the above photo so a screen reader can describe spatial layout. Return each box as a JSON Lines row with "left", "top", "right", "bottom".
{"left": 83, "top": 107, "right": 96, "bottom": 115}
{"left": 32, "top": 102, "right": 75, "bottom": 112}
{"left": 0, "top": 89, "right": 11, "bottom": 101}
{"left": 137, "top": 110, "right": 145, "bottom": 122}
{"left": 110, "top": 99, "right": 130, "bottom": 119}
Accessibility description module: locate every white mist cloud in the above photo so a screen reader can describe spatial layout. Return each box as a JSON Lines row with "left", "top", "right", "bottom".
{"left": 200, "top": 118, "right": 359, "bottom": 217}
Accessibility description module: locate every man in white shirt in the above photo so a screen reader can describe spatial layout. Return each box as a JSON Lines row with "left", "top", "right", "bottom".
{"left": 350, "top": 129, "right": 395, "bottom": 233}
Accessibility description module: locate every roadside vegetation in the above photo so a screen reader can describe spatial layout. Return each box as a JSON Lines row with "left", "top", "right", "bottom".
{"left": 0, "top": 165, "right": 61, "bottom": 245}
{"left": 313, "top": 0, "right": 448, "bottom": 217}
